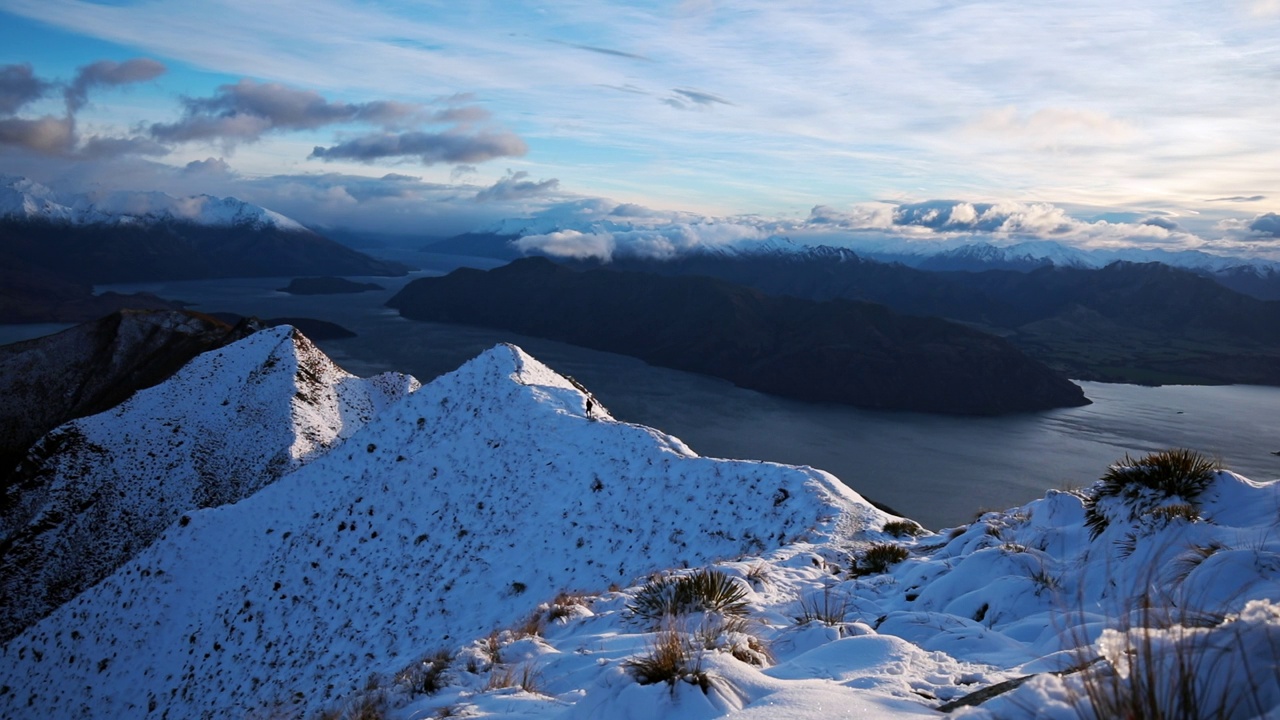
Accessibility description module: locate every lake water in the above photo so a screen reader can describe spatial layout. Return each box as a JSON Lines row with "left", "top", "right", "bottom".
{"left": 8, "top": 256, "right": 1277, "bottom": 530}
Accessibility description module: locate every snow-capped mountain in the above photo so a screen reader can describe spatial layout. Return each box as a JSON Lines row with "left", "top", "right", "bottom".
{"left": 1, "top": 334, "right": 1277, "bottom": 719}
{"left": 0, "top": 175, "right": 307, "bottom": 232}
{"left": 0, "top": 325, "right": 418, "bottom": 643}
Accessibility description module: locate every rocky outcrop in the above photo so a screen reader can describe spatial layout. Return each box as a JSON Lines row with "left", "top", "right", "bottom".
{"left": 387, "top": 258, "right": 1088, "bottom": 415}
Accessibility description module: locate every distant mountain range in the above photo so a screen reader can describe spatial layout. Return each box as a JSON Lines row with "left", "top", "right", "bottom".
{"left": 423, "top": 229, "right": 1280, "bottom": 300}
{"left": 0, "top": 178, "right": 408, "bottom": 312}
{"left": 586, "top": 250, "right": 1280, "bottom": 386}
{"left": 388, "top": 257, "right": 1088, "bottom": 415}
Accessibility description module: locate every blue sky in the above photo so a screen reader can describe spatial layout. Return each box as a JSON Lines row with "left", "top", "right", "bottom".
{"left": 2, "top": 0, "right": 1279, "bottom": 253}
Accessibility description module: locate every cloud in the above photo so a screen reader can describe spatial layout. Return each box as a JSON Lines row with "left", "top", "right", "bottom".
{"left": 66, "top": 58, "right": 165, "bottom": 113}
{"left": 1207, "top": 195, "right": 1266, "bottom": 203}
{"left": 0, "top": 116, "right": 75, "bottom": 154}
{"left": 181, "top": 157, "right": 235, "bottom": 177}
{"left": 150, "top": 79, "right": 430, "bottom": 144}
{"left": 0, "top": 63, "right": 51, "bottom": 115}
{"left": 475, "top": 170, "right": 559, "bottom": 201}
{"left": 515, "top": 229, "right": 616, "bottom": 260}
{"left": 549, "top": 39, "right": 651, "bottom": 61}
{"left": 663, "top": 87, "right": 733, "bottom": 110}
{"left": 309, "top": 129, "right": 527, "bottom": 165}
{"left": 1141, "top": 216, "right": 1179, "bottom": 231}
{"left": 450, "top": 164, "right": 478, "bottom": 181}
{"left": 78, "top": 134, "right": 170, "bottom": 158}
{"left": 1249, "top": 213, "right": 1280, "bottom": 237}
{"left": 512, "top": 204, "right": 768, "bottom": 260}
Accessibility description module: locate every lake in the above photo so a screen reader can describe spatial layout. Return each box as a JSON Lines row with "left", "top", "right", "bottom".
{"left": 8, "top": 256, "right": 1277, "bottom": 530}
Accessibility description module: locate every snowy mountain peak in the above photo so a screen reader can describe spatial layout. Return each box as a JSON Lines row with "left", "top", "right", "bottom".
{"left": 0, "top": 176, "right": 309, "bottom": 231}
{"left": 0, "top": 325, "right": 418, "bottom": 643}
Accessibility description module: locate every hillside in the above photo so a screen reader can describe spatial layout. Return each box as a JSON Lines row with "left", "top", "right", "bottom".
{"left": 0, "top": 325, "right": 418, "bottom": 642}
{"left": 593, "top": 252, "right": 1280, "bottom": 385}
{"left": 0, "top": 333, "right": 1276, "bottom": 719}
{"left": 0, "top": 310, "right": 255, "bottom": 487}
{"left": 387, "top": 258, "right": 1087, "bottom": 415}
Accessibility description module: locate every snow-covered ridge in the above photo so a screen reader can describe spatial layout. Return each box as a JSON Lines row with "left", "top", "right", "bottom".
{"left": 0, "top": 340, "right": 883, "bottom": 718}
{"left": 0, "top": 325, "right": 418, "bottom": 643}
{"left": 0, "top": 175, "right": 308, "bottom": 231}
{"left": 1, "top": 336, "right": 1277, "bottom": 719}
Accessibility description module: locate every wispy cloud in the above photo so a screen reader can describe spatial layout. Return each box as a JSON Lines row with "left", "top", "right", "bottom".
{"left": 1, "top": 0, "right": 1278, "bottom": 223}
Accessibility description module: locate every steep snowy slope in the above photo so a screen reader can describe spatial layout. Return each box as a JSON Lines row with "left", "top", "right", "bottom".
{"left": 0, "top": 343, "right": 885, "bottom": 718}
{"left": 0, "top": 310, "right": 255, "bottom": 483}
{"left": 0, "top": 326, "right": 418, "bottom": 643}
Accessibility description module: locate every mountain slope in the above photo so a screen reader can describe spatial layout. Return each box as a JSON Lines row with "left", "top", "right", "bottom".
{"left": 594, "top": 252, "right": 1280, "bottom": 385}
{"left": 0, "top": 325, "right": 418, "bottom": 643}
{"left": 387, "top": 257, "right": 1087, "bottom": 414}
{"left": 0, "top": 341, "right": 885, "bottom": 719}
{"left": 0, "top": 310, "right": 255, "bottom": 485}
{"left": 0, "top": 338, "right": 1276, "bottom": 719}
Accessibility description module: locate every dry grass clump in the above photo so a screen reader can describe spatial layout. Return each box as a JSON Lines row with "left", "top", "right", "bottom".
{"left": 625, "top": 627, "right": 715, "bottom": 694}
{"left": 483, "top": 662, "right": 542, "bottom": 694}
{"left": 882, "top": 519, "right": 926, "bottom": 538}
{"left": 794, "top": 586, "right": 850, "bottom": 626}
{"left": 851, "top": 542, "right": 910, "bottom": 577}
{"left": 627, "top": 568, "right": 749, "bottom": 626}
{"left": 1085, "top": 449, "right": 1218, "bottom": 540}
{"left": 395, "top": 649, "right": 453, "bottom": 696}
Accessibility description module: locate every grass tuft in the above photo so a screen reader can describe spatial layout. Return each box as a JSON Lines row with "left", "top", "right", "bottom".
{"left": 625, "top": 627, "right": 715, "bottom": 694}
{"left": 395, "top": 649, "right": 453, "bottom": 696}
{"left": 628, "top": 568, "right": 750, "bottom": 626}
{"left": 1084, "top": 449, "right": 1218, "bottom": 540}
{"left": 794, "top": 586, "right": 850, "bottom": 626}
{"left": 851, "top": 542, "right": 910, "bottom": 577}
{"left": 882, "top": 519, "right": 926, "bottom": 538}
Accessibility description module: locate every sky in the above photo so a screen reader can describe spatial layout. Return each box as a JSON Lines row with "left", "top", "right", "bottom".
{"left": 1, "top": 0, "right": 1279, "bottom": 257}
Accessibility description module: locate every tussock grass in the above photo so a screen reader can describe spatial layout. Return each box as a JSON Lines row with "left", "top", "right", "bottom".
{"left": 1085, "top": 449, "right": 1218, "bottom": 540}
{"left": 851, "top": 542, "right": 910, "bottom": 577}
{"left": 625, "top": 627, "right": 715, "bottom": 694}
{"left": 882, "top": 519, "right": 926, "bottom": 538}
{"left": 628, "top": 569, "right": 749, "bottom": 626}
{"left": 794, "top": 586, "right": 850, "bottom": 626}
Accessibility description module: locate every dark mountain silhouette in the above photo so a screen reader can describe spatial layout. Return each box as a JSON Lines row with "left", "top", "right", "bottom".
{"left": 0, "top": 217, "right": 409, "bottom": 285}
{"left": 387, "top": 257, "right": 1087, "bottom": 415}
{"left": 589, "top": 252, "right": 1280, "bottom": 385}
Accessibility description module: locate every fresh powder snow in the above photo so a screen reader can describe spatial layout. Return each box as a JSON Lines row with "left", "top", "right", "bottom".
{"left": 0, "top": 332, "right": 1276, "bottom": 719}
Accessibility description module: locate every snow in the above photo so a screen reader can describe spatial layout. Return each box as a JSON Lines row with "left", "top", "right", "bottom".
{"left": 1, "top": 335, "right": 1277, "bottom": 720}
{"left": 0, "top": 326, "right": 417, "bottom": 643}
{"left": 0, "top": 175, "right": 309, "bottom": 231}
